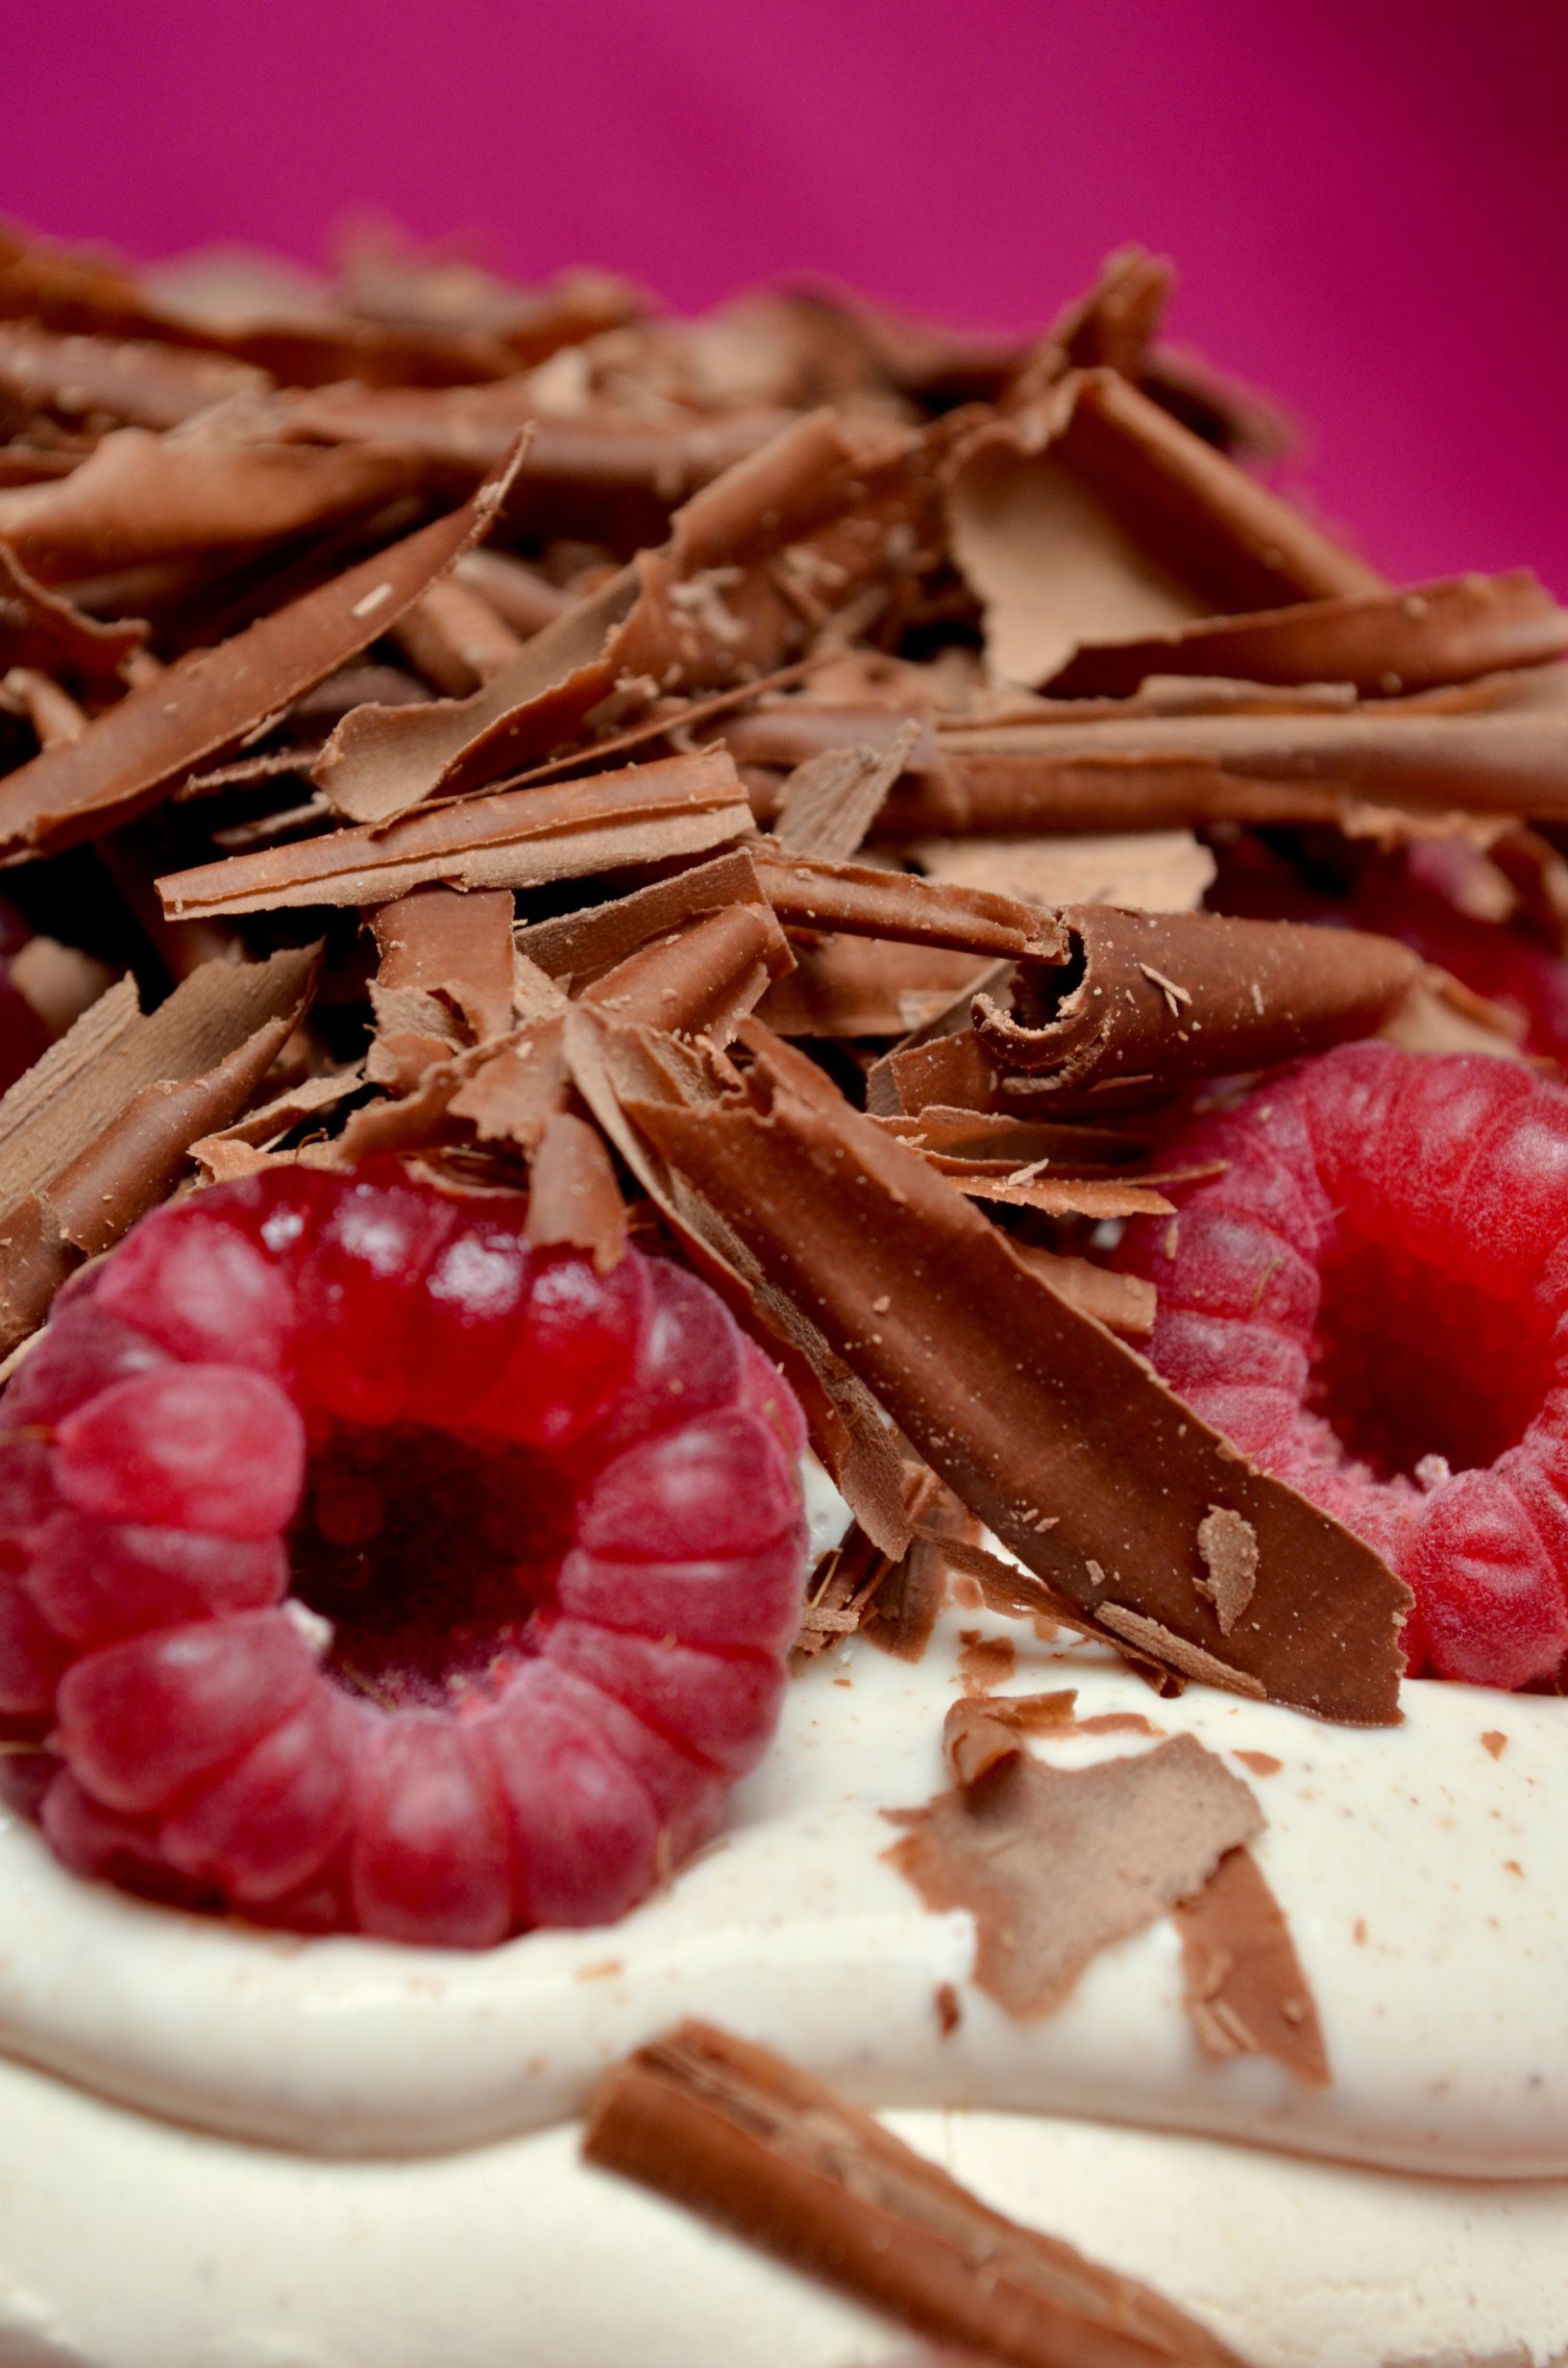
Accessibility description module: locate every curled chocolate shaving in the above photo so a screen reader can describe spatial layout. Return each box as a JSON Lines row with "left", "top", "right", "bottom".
{"left": 0, "top": 442, "right": 526, "bottom": 859}
{"left": 972, "top": 905, "right": 1420, "bottom": 1100}
{"left": 581, "top": 901, "right": 793, "bottom": 1043}
{"left": 750, "top": 843, "right": 1063, "bottom": 959}
{"left": 1047, "top": 569, "right": 1568, "bottom": 701}
{"left": 524, "top": 1109, "right": 627, "bottom": 1270}
{"left": 0, "top": 542, "right": 146, "bottom": 692}
{"left": 624, "top": 1025, "right": 1410, "bottom": 1721}
{"left": 159, "top": 748, "right": 755, "bottom": 917}
{"left": 584, "top": 2020, "right": 1249, "bottom": 2368}
{"left": 0, "top": 321, "right": 270, "bottom": 432}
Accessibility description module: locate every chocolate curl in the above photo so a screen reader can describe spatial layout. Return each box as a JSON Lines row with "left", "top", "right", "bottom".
{"left": 525, "top": 1111, "right": 627, "bottom": 1271}
{"left": 1047, "top": 569, "right": 1568, "bottom": 701}
{"left": 0, "top": 321, "right": 270, "bottom": 432}
{"left": 0, "top": 425, "right": 426, "bottom": 584}
{"left": 947, "top": 369, "right": 1382, "bottom": 689}
{"left": 159, "top": 748, "right": 755, "bottom": 917}
{"left": 580, "top": 902, "right": 795, "bottom": 1045}
{"left": 971, "top": 905, "right": 1421, "bottom": 1102}
{"left": 310, "top": 407, "right": 936, "bottom": 824}
{"left": 516, "top": 847, "right": 769, "bottom": 983}
{"left": 0, "top": 945, "right": 317, "bottom": 1350}
{"left": 772, "top": 718, "right": 921, "bottom": 860}
{"left": 885, "top": 698, "right": 1568, "bottom": 840}
{"left": 0, "top": 543, "right": 147, "bottom": 692}
{"left": 390, "top": 575, "right": 527, "bottom": 696}
{"left": 0, "top": 439, "right": 527, "bottom": 860}
{"left": 625, "top": 1026, "right": 1410, "bottom": 1722}
{"left": 750, "top": 844, "right": 1065, "bottom": 959}
{"left": 583, "top": 2021, "right": 1249, "bottom": 2368}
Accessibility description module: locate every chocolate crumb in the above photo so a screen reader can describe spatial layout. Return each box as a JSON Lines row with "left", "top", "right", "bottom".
{"left": 1481, "top": 1730, "right": 1509, "bottom": 1760}
{"left": 933, "top": 1982, "right": 963, "bottom": 2038}
{"left": 1194, "top": 1506, "right": 1260, "bottom": 1637}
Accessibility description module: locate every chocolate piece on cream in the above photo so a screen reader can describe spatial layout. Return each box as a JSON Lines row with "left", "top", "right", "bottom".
{"left": 1176, "top": 1844, "right": 1331, "bottom": 2088}
{"left": 886, "top": 1731, "right": 1263, "bottom": 2017}
{"left": 583, "top": 2018, "right": 1249, "bottom": 2368}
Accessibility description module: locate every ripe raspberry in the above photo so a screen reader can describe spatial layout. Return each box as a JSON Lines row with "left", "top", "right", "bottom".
{"left": 0, "top": 1170, "right": 808, "bottom": 1944}
{"left": 1117, "top": 1044, "right": 1568, "bottom": 1690}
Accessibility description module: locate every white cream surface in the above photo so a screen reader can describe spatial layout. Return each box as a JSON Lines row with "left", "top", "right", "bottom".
{"left": 0, "top": 1591, "right": 1563, "bottom": 2174}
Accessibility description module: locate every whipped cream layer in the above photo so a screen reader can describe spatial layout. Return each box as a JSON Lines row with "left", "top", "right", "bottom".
{"left": 0, "top": 1566, "right": 1562, "bottom": 2172}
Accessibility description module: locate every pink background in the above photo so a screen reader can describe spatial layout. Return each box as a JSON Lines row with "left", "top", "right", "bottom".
{"left": 6, "top": 0, "right": 1567, "bottom": 593}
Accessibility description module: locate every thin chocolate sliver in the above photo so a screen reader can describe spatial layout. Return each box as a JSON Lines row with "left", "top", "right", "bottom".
{"left": 0, "top": 441, "right": 527, "bottom": 859}
{"left": 524, "top": 1110, "right": 627, "bottom": 1270}
{"left": 626, "top": 1028, "right": 1410, "bottom": 1721}
{"left": 584, "top": 2020, "right": 1248, "bottom": 2368}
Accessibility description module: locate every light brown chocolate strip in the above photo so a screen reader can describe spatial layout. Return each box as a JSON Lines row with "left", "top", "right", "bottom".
{"left": 0, "top": 542, "right": 147, "bottom": 690}
{"left": 0, "top": 945, "right": 316, "bottom": 1350}
{"left": 941, "top": 1690, "right": 1080, "bottom": 1786}
{"left": 581, "top": 901, "right": 794, "bottom": 1044}
{"left": 625, "top": 1026, "right": 1410, "bottom": 1721}
{"left": 370, "top": 882, "right": 517, "bottom": 1047}
{"left": 0, "top": 425, "right": 426, "bottom": 584}
{"left": 524, "top": 1109, "right": 627, "bottom": 1270}
{"left": 0, "top": 441, "right": 526, "bottom": 860}
{"left": 881, "top": 702, "right": 1568, "bottom": 838}
{"left": 886, "top": 1732, "right": 1263, "bottom": 2017}
{"left": 870, "top": 1107, "right": 1150, "bottom": 1169}
{"left": 158, "top": 748, "right": 755, "bottom": 917}
{"left": 971, "top": 905, "right": 1421, "bottom": 1098}
{"left": 749, "top": 843, "right": 1065, "bottom": 959}
{"left": 757, "top": 936, "right": 997, "bottom": 1040}
{"left": 1175, "top": 1845, "right": 1331, "bottom": 2088}
{"left": 515, "top": 847, "right": 770, "bottom": 982}
{"left": 583, "top": 2020, "right": 1249, "bottom": 2368}
{"left": 1046, "top": 570, "right": 1568, "bottom": 701}
{"left": 390, "top": 574, "right": 527, "bottom": 696}
{"left": 771, "top": 719, "right": 921, "bottom": 860}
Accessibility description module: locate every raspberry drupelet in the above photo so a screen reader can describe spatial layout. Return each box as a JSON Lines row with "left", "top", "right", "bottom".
{"left": 0, "top": 1169, "right": 810, "bottom": 1945}
{"left": 1117, "top": 1043, "right": 1568, "bottom": 1691}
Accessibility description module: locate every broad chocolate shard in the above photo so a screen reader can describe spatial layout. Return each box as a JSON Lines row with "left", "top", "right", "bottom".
{"left": 625, "top": 1028, "right": 1410, "bottom": 1721}
{"left": 1046, "top": 569, "right": 1568, "bottom": 701}
{"left": 0, "top": 441, "right": 526, "bottom": 859}
{"left": 947, "top": 368, "right": 1382, "bottom": 688}
{"left": 584, "top": 2020, "right": 1249, "bottom": 2368}
{"left": 159, "top": 749, "right": 754, "bottom": 916}
{"left": 886, "top": 1732, "right": 1264, "bottom": 2016}
{"left": 972, "top": 905, "right": 1420, "bottom": 1101}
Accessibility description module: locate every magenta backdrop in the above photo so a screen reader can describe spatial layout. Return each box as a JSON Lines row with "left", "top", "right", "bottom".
{"left": 5, "top": 0, "right": 1567, "bottom": 593}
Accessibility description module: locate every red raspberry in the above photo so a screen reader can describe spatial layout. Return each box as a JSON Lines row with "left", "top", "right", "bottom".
{"left": 1117, "top": 1045, "right": 1568, "bottom": 1690}
{"left": 0, "top": 1170, "right": 808, "bottom": 1945}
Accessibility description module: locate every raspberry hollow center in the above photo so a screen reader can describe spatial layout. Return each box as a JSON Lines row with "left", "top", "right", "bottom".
{"left": 289, "top": 1424, "right": 576, "bottom": 1709}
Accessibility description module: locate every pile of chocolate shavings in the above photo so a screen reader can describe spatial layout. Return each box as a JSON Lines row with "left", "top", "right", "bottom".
{"left": 8, "top": 222, "right": 1568, "bottom": 1726}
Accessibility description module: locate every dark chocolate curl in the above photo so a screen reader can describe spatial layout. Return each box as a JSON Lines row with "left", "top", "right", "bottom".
{"left": 584, "top": 2021, "right": 1249, "bottom": 2368}
{"left": 625, "top": 1029, "right": 1409, "bottom": 1723}
{"left": 972, "top": 905, "right": 1421, "bottom": 1100}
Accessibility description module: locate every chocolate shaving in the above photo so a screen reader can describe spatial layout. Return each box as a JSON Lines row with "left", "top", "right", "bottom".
{"left": 772, "top": 719, "right": 921, "bottom": 860}
{"left": 516, "top": 847, "right": 770, "bottom": 983}
{"left": 582, "top": 902, "right": 793, "bottom": 1044}
{"left": 625, "top": 1027, "right": 1410, "bottom": 1720}
{"left": 943, "top": 1691, "right": 1079, "bottom": 1786}
{"left": 1047, "top": 569, "right": 1568, "bottom": 701}
{"left": 583, "top": 2020, "right": 1247, "bottom": 2368}
{"left": 370, "top": 884, "right": 517, "bottom": 1046}
{"left": 0, "top": 543, "right": 147, "bottom": 691}
{"left": 524, "top": 1110, "right": 627, "bottom": 1270}
{"left": 391, "top": 575, "right": 527, "bottom": 696}
{"left": 1175, "top": 1845, "right": 1331, "bottom": 2087}
{"left": 0, "top": 442, "right": 525, "bottom": 859}
{"left": 947, "top": 369, "right": 1381, "bottom": 688}
{"left": 311, "top": 408, "right": 938, "bottom": 825}
{"left": 0, "top": 321, "right": 270, "bottom": 432}
{"left": 0, "top": 945, "right": 316, "bottom": 1350}
{"left": 749, "top": 844, "right": 1064, "bottom": 960}
{"left": 159, "top": 749, "right": 754, "bottom": 917}
{"left": 0, "top": 425, "right": 425, "bottom": 584}
{"left": 758, "top": 936, "right": 996, "bottom": 1040}
{"left": 912, "top": 830, "right": 1215, "bottom": 916}
{"left": 972, "top": 905, "right": 1420, "bottom": 1101}
{"left": 886, "top": 1732, "right": 1263, "bottom": 2017}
